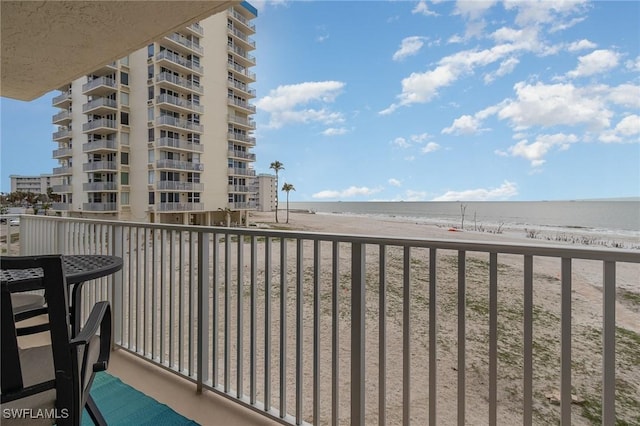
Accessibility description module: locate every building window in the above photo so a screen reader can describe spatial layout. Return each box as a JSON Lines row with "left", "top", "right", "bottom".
{"left": 147, "top": 44, "right": 154, "bottom": 58}
{"left": 120, "top": 56, "right": 129, "bottom": 66}
{"left": 188, "top": 192, "right": 200, "bottom": 203}
{"left": 120, "top": 72, "right": 129, "bottom": 86}
{"left": 121, "top": 132, "right": 129, "bottom": 145}
{"left": 148, "top": 171, "right": 155, "bottom": 184}
{"left": 148, "top": 86, "right": 154, "bottom": 100}
{"left": 120, "top": 92, "right": 129, "bottom": 106}
{"left": 121, "top": 192, "right": 130, "bottom": 205}
{"left": 149, "top": 192, "right": 154, "bottom": 204}
{"left": 148, "top": 149, "right": 155, "bottom": 163}
{"left": 120, "top": 112, "right": 129, "bottom": 126}
{"left": 121, "top": 172, "right": 129, "bottom": 185}
{"left": 148, "top": 107, "right": 154, "bottom": 121}
{"left": 148, "top": 128, "right": 154, "bottom": 142}
{"left": 121, "top": 152, "right": 129, "bottom": 165}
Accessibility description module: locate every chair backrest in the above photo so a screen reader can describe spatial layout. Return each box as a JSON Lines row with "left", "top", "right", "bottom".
{"left": 1, "top": 255, "right": 77, "bottom": 424}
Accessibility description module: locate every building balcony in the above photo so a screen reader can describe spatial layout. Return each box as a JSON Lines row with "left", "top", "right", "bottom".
{"left": 227, "top": 61, "right": 255, "bottom": 83}
{"left": 83, "top": 161, "right": 117, "bottom": 172}
{"left": 228, "top": 167, "right": 256, "bottom": 177}
{"left": 82, "top": 76, "right": 117, "bottom": 95}
{"left": 164, "top": 32, "right": 204, "bottom": 55}
{"left": 82, "top": 118, "right": 117, "bottom": 134}
{"left": 227, "top": 131, "right": 256, "bottom": 146}
{"left": 228, "top": 149, "right": 256, "bottom": 161}
{"left": 228, "top": 184, "right": 253, "bottom": 193}
{"left": 228, "top": 114, "right": 255, "bottom": 130}
{"left": 83, "top": 97, "right": 118, "bottom": 114}
{"left": 14, "top": 216, "right": 640, "bottom": 426}
{"left": 156, "top": 181, "right": 204, "bottom": 191}
{"left": 227, "top": 43, "right": 256, "bottom": 67}
{"left": 156, "top": 50, "right": 203, "bottom": 75}
{"left": 52, "top": 146, "right": 73, "bottom": 159}
{"left": 53, "top": 166, "right": 72, "bottom": 175}
{"left": 227, "top": 201, "right": 256, "bottom": 210}
{"left": 52, "top": 110, "right": 71, "bottom": 124}
{"left": 227, "top": 25, "right": 256, "bottom": 50}
{"left": 156, "top": 72, "right": 204, "bottom": 95}
{"left": 228, "top": 79, "right": 256, "bottom": 98}
{"left": 156, "top": 159, "right": 204, "bottom": 171}
{"left": 156, "top": 93, "right": 204, "bottom": 114}
{"left": 228, "top": 8, "right": 256, "bottom": 34}
{"left": 156, "top": 137, "right": 204, "bottom": 153}
{"left": 53, "top": 128, "right": 72, "bottom": 141}
{"left": 52, "top": 91, "right": 72, "bottom": 107}
{"left": 154, "top": 202, "right": 204, "bottom": 212}
{"left": 156, "top": 115, "right": 203, "bottom": 133}
{"left": 82, "top": 202, "right": 117, "bottom": 211}
{"left": 83, "top": 182, "right": 118, "bottom": 191}
{"left": 51, "top": 185, "right": 72, "bottom": 193}
{"left": 184, "top": 22, "right": 204, "bottom": 37}
{"left": 227, "top": 98, "right": 256, "bottom": 114}
{"left": 50, "top": 202, "right": 71, "bottom": 210}
{"left": 83, "top": 139, "right": 118, "bottom": 153}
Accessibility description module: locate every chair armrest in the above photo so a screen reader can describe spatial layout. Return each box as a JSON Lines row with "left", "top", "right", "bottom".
{"left": 70, "top": 301, "right": 111, "bottom": 372}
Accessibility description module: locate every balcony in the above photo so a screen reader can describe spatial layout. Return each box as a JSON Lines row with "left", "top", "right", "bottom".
{"left": 82, "top": 202, "right": 117, "bottom": 211}
{"left": 227, "top": 61, "right": 256, "bottom": 82}
{"left": 82, "top": 118, "right": 117, "bottom": 134}
{"left": 156, "top": 159, "right": 204, "bottom": 171}
{"left": 83, "top": 182, "right": 118, "bottom": 191}
{"left": 156, "top": 136, "right": 204, "bottom": 153}
{"left": 50, "top": 184, "right": 72, "bottom": 193}
{"left": 227, "top": 43, "right": 256, "bottom": 67}
{"left": 228, "top": 149, "right": 256, "bottom": 161}
{"left": 156, "top": 72, "right": 204, "bottom": 95}
{"left": 156, "top": 50, "right": 203, "bottom": 75}
{"left": 12, "top": 215, "right": 640, "bottom": 425}
{"left": 228, "top": 167, "right": 256, "bottom": 177}
{"left": 156, "top": 181, "right": 204, "bottom": 191}
{"left": 228, "top": 8, "right": 256, "bottom": 33}
{"left": 185, "top": 22, "right": 204, "bottom": 36}
{"left": 164, "top": 32, "right": 204, "bottom": 55}
{"left": 52, "top": 110, "right": 71, "bottom": 124}
{"left": 52, "top": 146, "right": 73, "bottom": 158}
{"left": 53, "top": 128, "right": 72, "bottom": 141}
{"left": 53, "top": 166, "right": 72, "bottom": 175}
{"left": 156, "top": 93, "right": 204, "bottom": 114}
{"left": 83, "top": 139, "right": 118, "bottom": 153}
{"left": 83, "top": 161, "right": 117, "bottom": 172}
{"left": 52, "top": 91, "right": 72, "bottom": 107}
{"left": 228, "top": 97, "right": 256, "bottom": 114}
{"left": 228, "top": 114, "right": 255, "bottom": 129}
{"left": 50, "top": 202, "right": 71, "bottom": 210}
{"left": 228, "top": 78, "right": 256, "bottom": 98}
{"left": 228, "top": 184, "right": 253, "bottom": 193}
{"left": 156, "top": 115, "right": 203, "bottom": 133}
{"left": 155, "top": 202, "right": 204, "bottom": 212}
{"left": 83, "top": 97, "right": 118, "bottom": 114}
{"left": 82, "top": 76, "right": 117, "bottom": 95}
{"left": 228, "top": 25, "right": 256, "bottom": 49}
{"left": 228, "top": 131, "right": 256, "bottom": 146}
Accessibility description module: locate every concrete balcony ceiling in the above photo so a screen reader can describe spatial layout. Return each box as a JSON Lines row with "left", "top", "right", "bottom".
{"left": 1, "top": 1, "right": 239, "bottom": 101}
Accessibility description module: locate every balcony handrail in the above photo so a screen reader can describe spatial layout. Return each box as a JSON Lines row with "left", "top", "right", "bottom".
{"left": 82, "top": 76, "right": 117, "bottom": 93}
{"left": 156, "top": 93, "right": 204, "bottom": 113}
{"left": 14, "top": 215, "right": 640, "bottom": 426}
{"left": 157, "top": 181, "right": 204, "bottom": 191}
{"left": 165, "top": 32, "right": 204, "bottom": 54}
{"left": 82, "top": 161, "right": 117, "bottom": 171}
{"left": 227, "top": 131, "right": 256, "bottom": 145}
{"left": 156, "top": 159, "right": 204, "bottom": 171}
{"left": 156, "top": 136, "right": 204, "bottom": 152}
{"left": 156, "top": 115, "right": 203, "bottom": 133}
{"left": 156, "top": 50, "right": 203, "bottom": 74}
{"left": 83, "top": 139, "right": 117, "bottom": 151}
{"left": 228, "top": 8, "right": 256, "bottom": 32}
{"left": 83, "top": 119, "right": 117, "bottom": 132}
{"left": 228, "top": 98, "right": 256, "bottom": 113}
{"left": 156, "top": 72, "right": 204, "bottom": 94}
{"left": 82, "top": 97, "right": 117, "bottom": 112}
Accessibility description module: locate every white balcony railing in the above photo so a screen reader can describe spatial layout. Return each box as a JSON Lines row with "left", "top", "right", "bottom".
{"left": 12, "top": 215, "right": 640, "bottom": 426}
{"left": 156, "top": 72, "right": 204, "bottom": 94}
{"left": 156, "top": 50, "right": 203, "bottom": 74}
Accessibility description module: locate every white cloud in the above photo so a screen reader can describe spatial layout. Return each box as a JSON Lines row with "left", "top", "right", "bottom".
{"left": 599, "top": 115, "right": 640, "bottom": 143}
{"left": 442, "top": 114, "right": 483, "bottom": 135}
{"left": 411, "top": 132, "right": 431, "bottom": 143}
{"left": 503, "top": 0, "right": 589, "bottom": 27}
{"left": 607, "top": 84, "right": 640, "bottom": 109}
{"left": 393, "top": 36, "right": 428, "bottom": 61}
{"left": 497, "top": 82, "right": 612, "bottom": 131}
{"left": 388, "top": 178, "right": 402, "bottom": 187}
{"left": 567, "top": 39, "right": 597, "bottom": 52}
{"left": 412, "top": 0, "right": 438, "bottom": 17}
{"left": 626, "top": 56, "right": 640, "bottom": 72}
{"left": 391, "top": 137, "right": 410, "bottom": 148}
{"left": 484, "top": 57, "right": 519, "bottom": 84}
{"left": 256, "top": 81, "right": 345, "bottom": 128}
{"left": 322, "top": 127, "right": 348, "bottom": 136}
{"left": 401, "top": 190, "right": 429, "bottom": 201}
{"left": 567, "top": 49, "right": 620, "bottom": 78}
{"left": 422, "top": 142, "right": 441, "bottom": 153}
{"left": 312, "top": 186, "right": 383, "bottom": 199}
{"left": 432, "top": 181, "right": 518, "bottom": 201}
{"left": 505, "top": 133, "right": 579, "bottom": 166}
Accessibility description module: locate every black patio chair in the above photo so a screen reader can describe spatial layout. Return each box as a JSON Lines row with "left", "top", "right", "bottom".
{"left": 1, "top": 255, "right": 111, "bottom": 425}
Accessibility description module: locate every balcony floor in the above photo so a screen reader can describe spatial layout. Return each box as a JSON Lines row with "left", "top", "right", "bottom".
{"left": 17, "top": 315, "right": 277, "bottom": 426}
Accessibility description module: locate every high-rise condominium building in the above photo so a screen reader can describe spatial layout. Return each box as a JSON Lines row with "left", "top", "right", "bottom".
{"left": 51, "top": 2, "right": 257, "bottom": 225}
{"left": 10, "top": 174, "right": 61, "bottom": 194}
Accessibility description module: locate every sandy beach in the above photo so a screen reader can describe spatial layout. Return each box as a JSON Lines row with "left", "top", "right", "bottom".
{"left": 235, "top": 210, "right": 640, "bottom": 425}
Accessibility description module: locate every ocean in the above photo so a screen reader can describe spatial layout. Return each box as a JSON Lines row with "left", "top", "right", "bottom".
{"left": 289, "top": 200, "right": 640, "bottom": 238}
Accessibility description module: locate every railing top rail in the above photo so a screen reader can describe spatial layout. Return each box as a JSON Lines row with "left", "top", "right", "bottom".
{"left": 18, "top": 215, "right": 640, "bottom": 263}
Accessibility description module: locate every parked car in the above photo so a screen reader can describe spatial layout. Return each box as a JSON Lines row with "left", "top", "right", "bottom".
{"left": 9, "top": 218, "right": 20, "bottom": 226}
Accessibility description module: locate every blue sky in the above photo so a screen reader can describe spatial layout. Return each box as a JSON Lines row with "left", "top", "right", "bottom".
{"left": 2, "top": 0, "right": 639, "bottom": 201}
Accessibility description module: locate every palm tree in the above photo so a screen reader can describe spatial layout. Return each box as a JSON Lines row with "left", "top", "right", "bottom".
{"left": 281, "top": 182, "right": 295, "bottom": 224}
{"left": 269, "top": 160, "right": 284, "bottom": 223}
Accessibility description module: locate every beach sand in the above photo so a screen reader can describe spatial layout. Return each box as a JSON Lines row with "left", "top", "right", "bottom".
{"left": 233, "top": 210, "right": 640, "bottom": 425}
